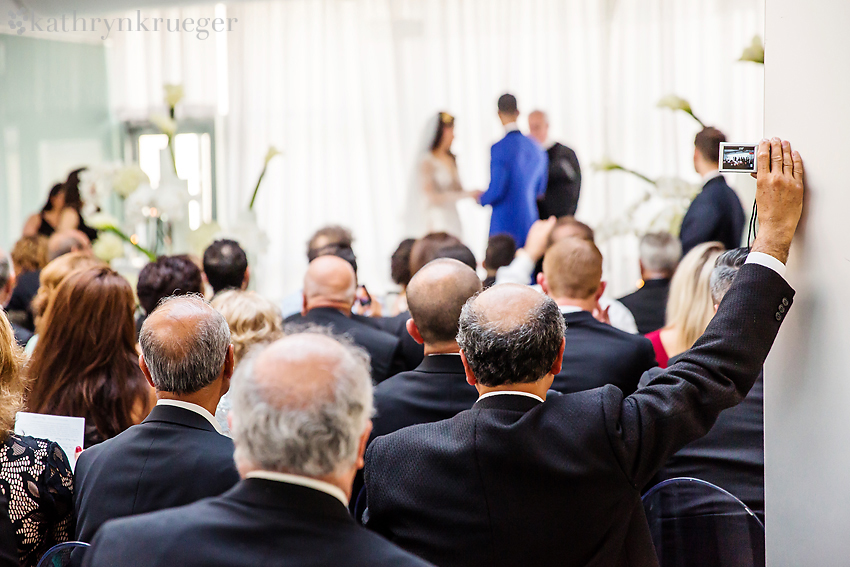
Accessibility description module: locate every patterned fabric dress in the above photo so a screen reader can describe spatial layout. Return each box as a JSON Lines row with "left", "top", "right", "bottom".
{"left": 0, "top": 434, "right": 74, "bottom": 567}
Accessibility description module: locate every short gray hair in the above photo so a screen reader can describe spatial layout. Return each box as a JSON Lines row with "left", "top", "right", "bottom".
{"left": 710, "top": 248, "right": 749, "bottom": 305}
{"left": 139, "top": 295, "right": 231, "bottom": 394}
{"left": 457, "top": 292, "right": 565, "bottom": 387}
{"left": 639, "top": 232, "right": 682, "bottom": 275}
{"left": 0, "top": 250, "right": 11, "bottom": 290}
{"left": 230, "top": 333, "right": 373, "bottom": 477}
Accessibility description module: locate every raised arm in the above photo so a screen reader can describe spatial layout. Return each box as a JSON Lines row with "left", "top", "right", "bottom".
{"left": 606, "top": 138, "right": 804, "bottom": 488}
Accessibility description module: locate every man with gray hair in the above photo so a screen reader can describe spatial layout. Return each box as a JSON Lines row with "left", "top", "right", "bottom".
{"left": 83, "top": 333, "right": 434, "bottom": 567}
{"left": 0, "top": 248, "right": 32, "bottom": 347}
{"left": 363, "top": 138, "right": 804, "bottom": 567}
{"left": 74, "top": 295, "right": 239, "bottom": 543}
{"left": 619, "top": 232, "right": 683, "bottom": 334}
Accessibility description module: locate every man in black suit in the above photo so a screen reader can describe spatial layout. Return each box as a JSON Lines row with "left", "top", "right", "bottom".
{"left": 618, "top": 232, "right": 682, "bottom": 334}
{"left": 363, "top": 138, "right": 803, "bottom": 567}
{"left": 537, "top": 237, "right": 657, "bottom": 396}
{"left": 529, "top": 110, "right": 582, "bottom": 218}
{"left": 285, "top": 255, "right": 404, "bottom": 382}
{"left": 74, "top": 295, "right": 240, "bottom": 543}
{"left": 83, "top": 333, "right": 434, "bottom": 567}
{"left": 644, "top": 247, "right": 766, "bottom": 518}
{"left": 0, "top": 250, "right": 32, "bottom": 347}
{"left": 680, "top": 127, "right": 746, "bottom": 254}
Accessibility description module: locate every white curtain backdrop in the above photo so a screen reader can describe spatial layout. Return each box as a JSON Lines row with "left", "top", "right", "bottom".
{"left": 107, "top": 0, "right": 764, "bottom": 301}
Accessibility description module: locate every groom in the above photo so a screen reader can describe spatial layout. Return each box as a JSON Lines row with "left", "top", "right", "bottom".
{"left": 478, "top": 94, "right": 548, "bottom": 247}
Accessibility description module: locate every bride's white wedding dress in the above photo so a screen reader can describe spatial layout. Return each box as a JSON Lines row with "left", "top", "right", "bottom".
{"left": 405, "top": 152, "right": 465, "bottom": 239}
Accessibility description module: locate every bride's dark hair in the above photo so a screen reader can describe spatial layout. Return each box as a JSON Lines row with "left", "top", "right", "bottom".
{"left": 430, "top": 112, "right": 456, "bottom": 159}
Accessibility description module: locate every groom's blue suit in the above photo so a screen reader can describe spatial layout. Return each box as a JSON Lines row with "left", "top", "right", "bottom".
{"left": 480, "top": 128, "right": 548, "bottom": 247}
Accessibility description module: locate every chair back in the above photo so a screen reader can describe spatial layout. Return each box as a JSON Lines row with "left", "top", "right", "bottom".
{"left": 642, "top": 477, "right": 765, "bottom": 567}
{"left": 36, "top": 542, "right": 90, "bottom": 567}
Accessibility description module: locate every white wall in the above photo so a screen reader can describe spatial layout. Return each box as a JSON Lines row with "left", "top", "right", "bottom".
{"left": 763, "top": 1, "right": 850, "bottom": 564}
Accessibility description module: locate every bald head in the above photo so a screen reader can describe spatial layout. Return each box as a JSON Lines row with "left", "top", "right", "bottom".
{"left": 47, "top": 229, "right": 91, "bottom": 262}
{"left": 457, "top": 284, "right": 565, "bottom": 387}
{"left": 303, "top": 255, "right": 357, "bottom": 311}
{"left": 542, "top": 238, "right": 603, "bottom": 300}
{"left": 230, "top": 333, "right": 373, "bottom": 479}
{"left": 407, "top": 259, "right": 482, "bottom": 345}
{"left": 528, "top": 110, "right": 549, "bottom": 146}
{"left": 140, "top": 295, "right": 232, "bottom": 394}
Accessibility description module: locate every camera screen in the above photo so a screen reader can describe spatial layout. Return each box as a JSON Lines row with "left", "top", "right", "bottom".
{"left": 721, "top": 145, "right": 757, "bottom": 172}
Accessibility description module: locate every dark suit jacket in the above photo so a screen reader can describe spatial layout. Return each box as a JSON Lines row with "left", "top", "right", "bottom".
{"left": 641, "top": 359, "right": 766, "bottom": 517}
{"left": 680, "top": 175, "right": 745, "bottom": 254}
{"left": 363, "top": 264, "right": 792, "bottom": 567}
{"left": 74, "top": 404, "right": 240, "bottom": 543}
{"left": 618, "top": 278, "right": 671, "bottom": 335}
{"left": 553, "top": 310, "right": 657, "bottom": 397}
{"left": 286, "top": 308, "right": 405, "bottom": 383}
{"left": 10, "top": 323, "right": 31, "bottom": 349}
{"left": 362, "top": 313, "right": 424, "bottom": 372}
{"left": 6, "top": 270, "right": 39, "bottom": 332}
{"left": 538, "top": 142, "right": 582, "bottom": 219}
{"left": 83, "top": 478, "right": 434, "bottom": 567}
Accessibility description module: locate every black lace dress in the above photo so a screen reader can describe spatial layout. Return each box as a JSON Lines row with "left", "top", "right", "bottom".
{"left": 0, "top": 435, "right": 73, "bottom": 567}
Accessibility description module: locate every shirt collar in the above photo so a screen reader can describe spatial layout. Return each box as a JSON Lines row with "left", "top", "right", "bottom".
{"left": 155, "top": 399, "right": 224, "bottom": 435}
{"left": 505, "top": 122, "right": 520, "bottom": 133}
{"left": 701, "top": 169, "right": 723, "bottom": 186}
{"left": 427, "top": 352, "right": 462, "bottom": 357}
{"left": 558, "top": 305, "right": 585, "bottom": 315}
{"left": 543, "top": 139, "right": 557, "bottom": 150}
{"left": 477, "top": 390, "right": 545, "bottom": 404}
{"left": 244, "top": 471, "right": 349, "bottom": 507}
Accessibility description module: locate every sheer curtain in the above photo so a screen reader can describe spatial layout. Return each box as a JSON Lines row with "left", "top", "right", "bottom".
{"left": 107, "top": 0, "right": 764, "bottom": 300}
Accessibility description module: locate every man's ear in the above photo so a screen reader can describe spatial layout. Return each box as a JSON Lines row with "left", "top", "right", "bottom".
{"left": 242, "top": 267, "right": 251, "bottom": 290}
{"left": 537, "top": 272, "right": 548, "bottom": 294}
{"left": 460, "top": 350, "right": 478, "bottom": 387}
{"left": 139, "top": 355, "right": 155, "bottom": 389}
{"left": 221, "top": 345, "right": 235, "bottom": 395}
{"left": 301, "top": 293, "right": 308, "bottom": 316}
{"left": 550, "top": 338, "right": 566, "bottom": 376}
{"left": 595, "top": 281, "right": 607, "bottom": 302}
{"left": 355, "top": 420, "right": 373, "bottom": 471}
{"left": 406, "top": 318, "right": 424, "bottom": 345}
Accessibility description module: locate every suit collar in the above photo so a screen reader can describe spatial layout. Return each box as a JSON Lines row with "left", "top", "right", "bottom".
{"left": 701, "top": 169, "right": 723, "bottom": 186}
{"left": 474, "top": 392, "right": 543, "bottom": 412}
{"left": 142, "top": 404, "right": 221, "bottom": 434}
{"left": 225, "top": 478, "right": 354, "bottom": 522}
{"left": 561, "top": 310, "right": 596, "bottom": 325}
{"left": 640, "top": 278, "right": 671, "bottom": 289}
{"left": 306, "top": 306, "right": 351, "bottom": 320}
{"left": 416, "top": 354, "right": 466, "bottom": 375}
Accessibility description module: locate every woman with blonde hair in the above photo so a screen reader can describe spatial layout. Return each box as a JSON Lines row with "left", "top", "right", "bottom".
{"left": 210, "top": 290, "right": 284, "bottom": 432}
{"left": 646, "top": 241, "right": 725, "bottom": 368}
{"left": 0, "top": 310, "right": 73, "bottom": 566}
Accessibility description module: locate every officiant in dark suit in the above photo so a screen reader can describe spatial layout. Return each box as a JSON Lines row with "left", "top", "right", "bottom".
{"left": 363, "top": 138, "right": 804, "bottom": 567}
{"left": 529, "top": 110, "right": 582, "bottom": 218}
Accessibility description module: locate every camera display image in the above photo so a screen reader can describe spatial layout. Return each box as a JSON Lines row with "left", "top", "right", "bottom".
{"left": 720, "top": 144, "right": 757, "bottom": 172}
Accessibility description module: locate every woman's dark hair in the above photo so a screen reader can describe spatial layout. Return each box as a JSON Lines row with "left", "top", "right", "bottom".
{"left": 390, "top": 239, "right": 416, "bottom": 287}
{"left": 137, "top": 255, "right": 204, "bottom": 314}
{"left": 41, "top": 168, "right": 86, "bottom": 213}
{"left": 429, "top": 112, "right": 456, "bottom": 156}
{"left": 26, "top": 267, "right": 149, "bottom": 442}
{"left": 40, "top": 184, "right": 65, "bottom": 213}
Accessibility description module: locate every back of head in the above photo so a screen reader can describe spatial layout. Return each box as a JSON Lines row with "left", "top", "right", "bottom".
{"left": 390, "top": 239, "right": 416, "bottom": 288}
{"left": 694, "top": 127, "right": 727, "bottom": 164}
{"left": 229, "top": 333, "right": 373, "bottom": 478}
{"left": 498, "top": 93, "right": 519, "bottom": 116}
{"left": 33, "top": 252, "right": 104, "bottom": 322}
{"left": 458, "top": 284, "right": 565, "bottom": 387}
{"left": 484, "top": 234, "right": 517, "bottom": 271}
{"left": 665, "top": 241, "right": 725, "bottom": 351}
{"left": 47, "top": 230, "right": 91, "bottom": 262}
{"left": 407, "top": 259, "right": 482, "bottom": 345}
{"left": 307, "top": 225, "right": 353, "bottom": 260}
{"left": 211, "top": 290, "right": 283, "bottom": 365}
{"left": 433, "top": 243, "right": 476, "bottom": 271}
{"left": 542, "top": 238, "right": 603, "bottom": 299}
{"left": 639, "top": 232, "right": 682, "bottom": 276}
{"left": 137, "top": 255, "right": 204, "bottom": 315}
{"left": 62, "top": 168, "right": 86, "bottom": 211}
{"left": 303, "top": 255, "right": 357, "bottom": 307}
{"left": 0, "top": 311, "right": 25, "bottom": 439}
{"left": 710, "top": 248, "right": 750, "bottom": 305}
{"left": 140, "top": 295, "right": 231, "bottom": 394}
{"left": 550, "top": 216, "right": 595, "bottom": 246}
{"left": 409, "top": 232, "right": 463, "bottom": 276}
{"left": 0, "top": 251, "right": 10, "bottom": 293}
{"left": 27, "top": 267, "right": 145, "bottom": 438}
{"left": 203, "top": 239, "right": 248, "bottom": 294}
{"left": 11, "top": 236, "right": 48, "bottom": 274}
{"left": 310, "top": 244, "right": 358, "bottom": 274}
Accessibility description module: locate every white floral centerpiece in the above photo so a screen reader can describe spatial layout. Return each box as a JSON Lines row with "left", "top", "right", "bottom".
{"left": 739, "top": 35, "right": 764, "bottom": 64}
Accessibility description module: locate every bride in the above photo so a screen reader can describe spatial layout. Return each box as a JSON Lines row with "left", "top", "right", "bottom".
{"left": 405, "top": 112, "right": 478, "bottom": 239}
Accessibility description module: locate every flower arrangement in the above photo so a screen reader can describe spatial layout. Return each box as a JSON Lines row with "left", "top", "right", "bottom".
{"left": 249, "top": 146, "right": 282, "bottom": 210}
{"left": 152, "top": 84, "right": 184, "bottom": 174}
{"left": 657, "top": 95, "right": 706, "bottom": 128}
{"left": 739, "top": 36, "right": 764, "bottom": 64}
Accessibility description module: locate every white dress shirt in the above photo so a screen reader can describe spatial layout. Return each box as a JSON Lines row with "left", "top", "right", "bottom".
{"left": 155, "top": 399, "right": 225, "bottom": 435}
{"left": 504, "top": 122, "right": 520, "bottom": 133}
{"left": 245, "top": 470, "right": 349, "bottom": 507}
{"left": 701, "top": 169, "right": 723, "bottom": 186}
{"left": 477, "top": 390, "right": 545, "bottom": 404}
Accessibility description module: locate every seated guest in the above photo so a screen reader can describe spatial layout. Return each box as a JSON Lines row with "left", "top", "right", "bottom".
{"left": 83, "top": 333, "right": 434, "bottom": 567}
{"left": 135, "top": 255, "right": 204, "bottom": 334}
{"left": 5, "top": 236, "right": 47, "bottom": 332}
{"left": 74, "top": 295, "right": 240, "bottom": 543}
{"left": 362, "top": 138, "right": 802, "bottom": 567}
{"left": 210, "top": 289, "right": 284, "bottom": 432}
{"left": 0, "top": 250, "right": 31, "bottom": 348}
{"left": 408, "top": 232, "right": 463, "bottom": 276}
{"left": 646, "top": 241, "right": 724, "bottom": 367}
{"left": 388, "top": 238, "right": 415, "bottom": 316}
{"left": 285, "top": 255, "right": 404, "bottom": 383}
{"left": 203, "top": 239, "right": 249, "bottom": 296}
{"left": 618, "top": 232, "right": 682, "bottom": 335}
{"left": 27, "top": 267, "right": 154, "bottom": 447}
{"left": 0, "top": 497, "right": 18, "bottom": 567}
{"left": 46, "top": 230, "right": 91, "bottom": 262}
{"left": 538, "top": 238, "right": 656, "bottom": 396}
{"left": 483, "top": 234, "right": 516, "bottom": 288}
{"left": 0, "top": 310, "right": 73, "bottom": 567}
{"left": 644, "top": 248, "right": 766, "bottom": 518}
{"left": 22, "top": 171, "right": 98, "bottom": 242}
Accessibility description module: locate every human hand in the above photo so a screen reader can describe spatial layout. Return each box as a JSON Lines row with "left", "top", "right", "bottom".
{"left": 751, "top": 138, "right": 805, "bottom": 264}
{"left": 469, "top": 190, "right": 485, "bottom": 202}
{"left": 593, "top": 302, "right": 611, "bottom": 325}
{"left": 523, "top": 217, "right": 558, "bottom": 262}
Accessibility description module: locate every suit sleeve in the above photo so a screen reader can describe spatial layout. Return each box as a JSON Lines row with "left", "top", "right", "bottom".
{"left": 680, "top": 192, "right": 721, "bottom": 254}
{"left": 601, "top": 263, "right": 793, "bottom": 488}
{"left": 480, "top": 145, "right": 509, "bottom": 206}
